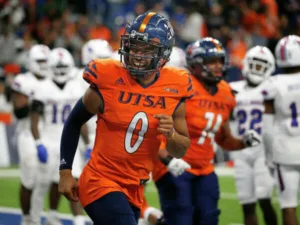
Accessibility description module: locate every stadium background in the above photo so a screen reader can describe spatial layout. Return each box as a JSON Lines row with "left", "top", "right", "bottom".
{"left": 0, "top": 0, "right": 299, "bottom": 224}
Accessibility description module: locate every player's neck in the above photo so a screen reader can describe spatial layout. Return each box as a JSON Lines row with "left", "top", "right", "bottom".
{"left": 53, "top": 80, "right": 66, "bottom": 90}
{"left": 201, "top": 81, "right": 218, "bottom": 95}
{"left": 134, "top": 73, "right": 158, "bottom": 86}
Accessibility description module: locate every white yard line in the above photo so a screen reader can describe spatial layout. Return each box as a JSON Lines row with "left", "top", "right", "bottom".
{"left": 0, "top": 167, "right": 235, "bottom": 178}
{"left": 0, "top": 206, "right": 92, "bottom": 222}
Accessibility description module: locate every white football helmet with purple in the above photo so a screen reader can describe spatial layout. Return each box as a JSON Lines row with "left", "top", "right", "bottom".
{"left": 81, "top": 39, "right": 113, "bottom": 66}
{"left": 28, "top": 44, "right": 51, "bottom": 77}
{"left": 275, "top": 35, "right": 300, "bottom": 68}
{"left": 242, "top": 46, "right": 275, "bottom": 85}
{"left": 49, "top": 48, "right": 75, "bottom": 84}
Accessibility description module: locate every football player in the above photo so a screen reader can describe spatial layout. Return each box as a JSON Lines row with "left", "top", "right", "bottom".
{"left": 261, "top": 35, "right": 300, "bottom": 225}
{"left": 11, "top": 44, "right": 50, "bottom": 225}
{"left": 30, "top": 48, "right": 91, "bottom": 225}
{"left": 58, "top": 12, "right": 192, "bottom": 225}
{"left": 152, "top": 38, "right": 261, "bottom": 225}
{"left": 230, "top": 46, "right": 277, "bottom": 225}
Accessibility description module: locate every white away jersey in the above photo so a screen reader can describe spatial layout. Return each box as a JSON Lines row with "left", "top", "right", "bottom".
{"left": 11, "top": 72, "right": 40, "bottom": 131}
{"left": 33, "top": 78, "right": 83, "bottom": 146}
{"left": 260, "top": 73, "right": 300, "bottom": 164}
{"left": 230, "top": 80, "right": 265, "bottom": 158}
{"left": 73, "top": 67, "right": 97, "bottom": 143}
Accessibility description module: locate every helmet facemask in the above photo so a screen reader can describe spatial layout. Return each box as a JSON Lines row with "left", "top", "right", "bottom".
{"left": 52, "top": 63, "right": 72, "bottom": 84}
{"left": 191, "top": 55, "right": 226, "bottom": 85}
{"left": 244, "top": 57, "right": 273, "bottom": 86}
{"left": 119, "top": 31, "right": 171, "bottom": 77}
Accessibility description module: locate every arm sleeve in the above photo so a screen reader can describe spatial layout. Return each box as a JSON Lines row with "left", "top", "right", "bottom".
{"left": 59, "top": 98, "right": 94, "bottom": 170}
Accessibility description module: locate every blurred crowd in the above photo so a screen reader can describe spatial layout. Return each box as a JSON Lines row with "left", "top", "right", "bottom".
{"left": 0, "top": 0, "right": 300, "bottom": 81}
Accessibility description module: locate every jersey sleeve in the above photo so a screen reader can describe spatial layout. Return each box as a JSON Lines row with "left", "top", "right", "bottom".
{"left": 260, "top": 76, "right": 278, "bottom": 100}
{"left": 185, "top": 73, "right": 194, "bottom": 99}
{"left": 11, "top": 74, "right": 32, "bottom": 96}
{"left": 82, "top": 60, "right": 101, "bottom": 87}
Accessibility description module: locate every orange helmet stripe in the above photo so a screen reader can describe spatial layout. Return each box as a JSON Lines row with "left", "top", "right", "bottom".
{"left": 139, "top": 12, "right": 156, "bottom": 33}
{"left": 211, "top": 38, "right": 222, "bottom": 51}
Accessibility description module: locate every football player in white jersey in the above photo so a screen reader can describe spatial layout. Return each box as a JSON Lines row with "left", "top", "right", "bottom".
{"left": 230, "top": 46, "right": 278, "bottom": 225}
{"left": 261, "top": 35, "right": 300, "bottom": 225}
{"left": 10, "top": 44, "right": 50, "bottom": 225}
{"left": 30, "top": 48, "right": 90, "bottom": 225}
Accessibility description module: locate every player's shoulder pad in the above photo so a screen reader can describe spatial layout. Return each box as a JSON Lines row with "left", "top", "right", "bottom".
{"left": 82, "top": 58, "right": 121, "bottom": 87}
{"left": 161, "top": 66, "right": 194, "bottom": 99}
{"left": 11, "top": 72, "right": 35, "bottom": 95}
{"left": 228, "top": 80, "right": 246, "bottom": 95}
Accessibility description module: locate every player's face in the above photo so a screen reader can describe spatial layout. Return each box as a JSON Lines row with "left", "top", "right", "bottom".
{"left": 128, "top": 40, "right": 159, "bottom": 72}
{"left": 204, "top": 57, "right": 224, "bottom": 78}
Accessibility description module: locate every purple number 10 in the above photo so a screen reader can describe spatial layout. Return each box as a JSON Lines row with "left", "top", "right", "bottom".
{"left": 290, "top": 102, "right": 298, "bottom": 127}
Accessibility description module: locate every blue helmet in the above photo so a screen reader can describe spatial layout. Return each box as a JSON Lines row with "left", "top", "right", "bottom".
{"left": 186, "top": 37, "right": 227, "bottom": 84}
{"left": 119, "top": 12, "right": 175, "bottom": 77}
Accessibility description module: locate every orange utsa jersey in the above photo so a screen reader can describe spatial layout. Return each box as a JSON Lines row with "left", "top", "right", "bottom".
{"left": 152, "top": 136, "right": 168, "bottom": 182}
{"left": 152, "top": 75, "right": 235, "bottom": 180}
{"left": 78, "top": 58, "right": 193, "bottom": 208}
{"left": 183, "top": 76, "right": 235, "bottom": 175}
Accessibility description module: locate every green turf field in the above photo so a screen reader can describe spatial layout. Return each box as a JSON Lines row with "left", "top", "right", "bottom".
{"left": 1, "top": 173, "right": 299, "bottom": 225}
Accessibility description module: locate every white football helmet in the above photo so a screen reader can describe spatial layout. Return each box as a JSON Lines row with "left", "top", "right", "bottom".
{"left": 166, "top": 46, "right": 186, "bottom": 69}
{"left": 49, "top": 48, "right": 75, "bottom": 84}
{"left": 28, "top": 44, "right": 51, "bottom": 77}
{"left": 242, "top": 46, "right": 275, "bottom": 85}
{"left": 275, "top": 35, "right": 300, "bottom": 68}
{"left": 81, "top": 39, "right": 113, "bottom": 66}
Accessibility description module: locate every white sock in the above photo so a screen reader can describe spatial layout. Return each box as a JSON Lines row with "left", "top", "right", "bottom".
{"left": 21, "top": 214, "right": 31, "bottom": 225}
{"left": 49, "top": 209, "right": 59, "bottom": 219}
{"left": 74, "top": 215, "right": 85, "bottom": 225}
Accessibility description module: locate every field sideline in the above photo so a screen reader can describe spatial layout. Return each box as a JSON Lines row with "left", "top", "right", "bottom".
{"left": 0, "top": 167, "right": 298, "bottom": 225}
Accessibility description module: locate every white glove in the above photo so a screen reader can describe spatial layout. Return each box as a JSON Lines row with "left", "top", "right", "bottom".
{"left": 167, "top": 158, "right": 191, "bottom": 177}
{"left": 243, "top": 130, "right": 261, "bottom": 147}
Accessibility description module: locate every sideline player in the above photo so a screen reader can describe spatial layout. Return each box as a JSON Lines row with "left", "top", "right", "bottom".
{"left": 11, "top": 44, "right": 50, "bottom": 225}
{"left": 58, "top": 12, "right": 193, "bottom": 225}
{"left": 152, "top": 38, "right": 261, "bottom": 225}
{"left": 261, "top": 35, "right": 300, "bottom": 225}
{"left": 30, "top": 48, "right": 90, "bottom": 225}
{"left": 230, "top": 46, "right": 277, "bottom": 225}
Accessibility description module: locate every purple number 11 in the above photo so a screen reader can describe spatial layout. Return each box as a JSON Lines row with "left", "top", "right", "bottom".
{"left": 290, "top": 102, "right": 298, "bottom": 127}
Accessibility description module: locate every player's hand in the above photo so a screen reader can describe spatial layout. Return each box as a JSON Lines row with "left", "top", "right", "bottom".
{"left": 58, "top": 170, "right": 79, "bottom": 202}
{"left": 154, "top": 114, "right": 174, "bottom": 139}
{"left": 243, "top": 130, "right": 261, "bottom": 147}
{"left": 36, "top": 144, "right": 48, "bottom": 163}
{"left": 167, "top": 158, "right": 191, "bottom": 177}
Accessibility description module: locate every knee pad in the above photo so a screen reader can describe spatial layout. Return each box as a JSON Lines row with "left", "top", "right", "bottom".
{"left": 197, "top": 209, "right": 220, "bottom": 225}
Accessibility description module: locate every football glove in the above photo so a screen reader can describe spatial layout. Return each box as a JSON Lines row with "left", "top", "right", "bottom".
{"left": 243, "top": 130, "right": 261, "bottom": 147}
{"left": 84, "top": 146, "right": 92, "bottom": 161}
{"left": 36, "top": 142, "right": 48, "bottom": 163}
{"left": 167, "top": 158, "right": 191, "bottom": 177}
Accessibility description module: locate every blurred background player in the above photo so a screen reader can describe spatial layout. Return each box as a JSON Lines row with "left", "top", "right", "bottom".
{"left": 10, "top": 44, "right": 50, "bottom": 225}
{"left": 29, "top": 48, "right": 91, "bottom": 225}
{"left": 261, "top": 35, "right": 300, "bottom": 225}
{"left": 58, "top": 12, "right": 192, "bottom": 225}
{"left": 229, "top": 46, "right": 277, "bottom": 225}
{"left": 152, "top": 37, "right": 261, "bottom": 225}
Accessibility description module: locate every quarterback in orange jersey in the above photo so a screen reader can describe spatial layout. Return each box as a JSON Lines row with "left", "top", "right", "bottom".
{"left": 58, "top": 12, "right": 193, "bottom": 225}
{"left": 152, "top": 38, "right": 261, "bottom": 225}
